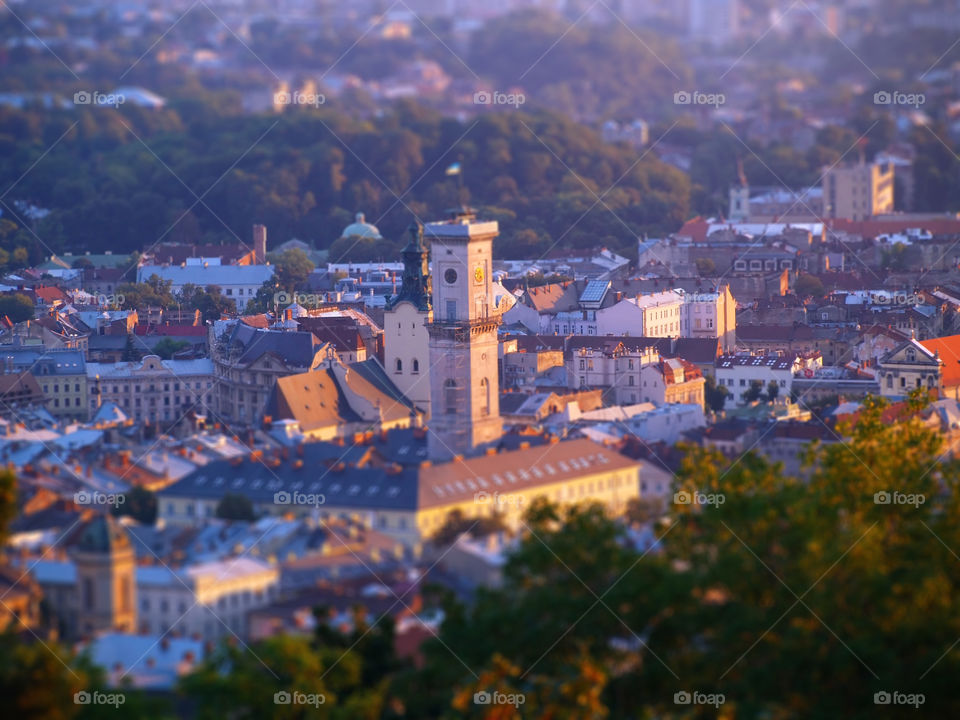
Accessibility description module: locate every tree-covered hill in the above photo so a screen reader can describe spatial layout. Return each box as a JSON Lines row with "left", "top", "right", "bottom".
{"left": 0, "top": 99, "right": 690, "bottom": 263}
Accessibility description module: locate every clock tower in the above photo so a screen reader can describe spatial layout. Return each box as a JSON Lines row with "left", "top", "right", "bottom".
{"left": 426, "top": 209, "right": 503, "bottom": 460}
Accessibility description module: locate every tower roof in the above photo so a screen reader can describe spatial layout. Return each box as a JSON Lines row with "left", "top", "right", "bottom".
{"left": 387, "top": 222, "right": 431, "bottom": 312}
{"left": 75, "top": 514, "right": 131, "bottom": 554}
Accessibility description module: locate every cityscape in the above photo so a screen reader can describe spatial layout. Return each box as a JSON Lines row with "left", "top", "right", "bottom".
{"left": 1, "top": 0, "right": 960, "bottom": 717}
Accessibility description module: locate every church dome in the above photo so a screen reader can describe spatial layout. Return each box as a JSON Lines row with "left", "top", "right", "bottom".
{"left": 340, "top": 212, "right": 383, "bottom": 240}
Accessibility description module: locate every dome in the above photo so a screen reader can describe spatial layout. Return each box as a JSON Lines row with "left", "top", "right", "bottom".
{"left": 340, "top": 212, "right": 383, "bottom": 240}
{"left": 75, "top": 514, "right": 131, "bottom": 554}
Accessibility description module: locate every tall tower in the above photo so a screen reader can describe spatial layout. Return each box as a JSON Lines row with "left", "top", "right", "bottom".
{"left": 72, "top": 514, "right": 136, "bottom": 637}
{"left": 426, "top": 209, "right": 502, "bottom": 460}
{"left": 728, "top": 157, "right": 750, "bottom": 221}
{"left": 384, "top": 222, "right": 433, "bottom": 416}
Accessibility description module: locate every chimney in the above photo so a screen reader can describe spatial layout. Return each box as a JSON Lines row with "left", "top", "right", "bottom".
{"left": 252, "top": 224, "right": 267, "bottom": 264}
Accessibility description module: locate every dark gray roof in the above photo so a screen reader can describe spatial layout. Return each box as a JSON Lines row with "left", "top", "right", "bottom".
{"left": 226, "top": 323, "right": 318, "bottom": 367}
{"left": 158, "top": 441, "right": 421, "bottom": 511}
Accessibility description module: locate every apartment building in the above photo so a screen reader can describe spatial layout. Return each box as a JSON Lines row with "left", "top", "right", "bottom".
{"left": 87, "top": 355, "right": 215, "bottom": 425}
{"left": 823, "top": 161, "right": 895, "bottom": 221}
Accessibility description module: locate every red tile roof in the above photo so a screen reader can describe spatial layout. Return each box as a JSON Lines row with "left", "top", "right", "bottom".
{"left": 920, "top": 334, "right": 960, "bottom": 388}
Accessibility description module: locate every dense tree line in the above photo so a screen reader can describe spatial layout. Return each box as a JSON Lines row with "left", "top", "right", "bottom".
{"left": 0, "top": 99, "right": 691, "bottom": 263}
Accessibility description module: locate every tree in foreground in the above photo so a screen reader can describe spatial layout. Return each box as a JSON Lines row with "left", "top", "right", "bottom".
{"left": 397, "top": 393, "right": 960, "bottom": 718}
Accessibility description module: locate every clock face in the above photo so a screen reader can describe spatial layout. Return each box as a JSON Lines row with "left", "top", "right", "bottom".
{"left": 444, "top": 268, "right": 458, "bottom": 285}
{"left": 474, "top": 266, "right": 484, "bottom": 284}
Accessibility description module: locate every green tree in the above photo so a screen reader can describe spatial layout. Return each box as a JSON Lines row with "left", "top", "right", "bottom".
{"left": 767, "top": 379, "right": 780, "bottom": 401}
{"left": 113, "top": 486, "right": 157, "bottom": 525}
{"left": 694, "top": 257, "right": 716, "bottom": 275}
{"left": 794, "top": 273, "right": 826, "bottom": 298}
{"left": 430, "top": 509, "right": 508, "bottom": 547}
{"left": 401, "top": 394, "right": 960, "bottom": 718}
{"left": 269, "top": 248, "right": 315, "bottom": 290}
{"left": 704, "top": 375, "right": 728, "bottom": 413}
{"left": 150, "top": 338, "right": 190, "bottom": 360}
{"left": 215, "top": 493, "right": 255, "bottom": 522}
{"left": 177, "top": 284, "right": 234, "bottom": 322}
{"left": 117, "top": 276, "right": 175, "bottom": 310}
{"left": 0, "top": 293, "right": 35, "bottom": 323}
{"left": 743, "top": 379, "right": 765, "bottom": 403}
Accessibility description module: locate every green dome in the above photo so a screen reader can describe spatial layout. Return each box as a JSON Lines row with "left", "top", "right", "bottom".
{"left": 340, "top": 212, "right": 382, "bottom": 239}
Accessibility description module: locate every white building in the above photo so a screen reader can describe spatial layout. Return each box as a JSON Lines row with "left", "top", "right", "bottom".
{"left": 715, "top": 353, "right": 822, "bottom": 406}
{"left": 137, "top": 558, "right": 278, "bottom": 639}
{"left": 137, "top": 262, "right": 275, "bottom": 310}
{"left": 596, "top": 290, "right": 684, "bottom": 337}
{"left": 87, "top": 355, "right": 215, "bottom": 424}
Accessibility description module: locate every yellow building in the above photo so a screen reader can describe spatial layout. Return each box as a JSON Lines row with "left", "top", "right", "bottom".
{"left": 157, "top": 436, "right": 641, "bottom": 548}
{"left": 823, "top": 161, "right": 894, "bottom": 221}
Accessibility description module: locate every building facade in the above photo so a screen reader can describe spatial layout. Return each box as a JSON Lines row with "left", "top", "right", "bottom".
{"left": 2, "top": 348, "right": 88, "bottom": 421}
{"left": 87, "top": 356, "right": 215, "bottom": 425}
{"left": 210, "top": 321, "right": 323, "bottom": 427}
{"left": 384, "top": 223, "right": 433, "bottom": 416}
{"left": 822, "top": 161, "right": 895, "bottom": 221}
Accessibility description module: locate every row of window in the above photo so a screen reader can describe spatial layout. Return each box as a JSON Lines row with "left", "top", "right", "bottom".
{"left": 394, "top": 358, "right": 420, "bottom": 373}
{"left": 717, "top": 377, "right": 788, "bottom": 387}
{"left": 43, "top": 383, "right": 81, "bottom": 393}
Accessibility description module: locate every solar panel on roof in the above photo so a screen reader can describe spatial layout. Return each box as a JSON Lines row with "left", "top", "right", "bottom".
{"left": 579, "top": 280, "right": 609, "bottom": 304}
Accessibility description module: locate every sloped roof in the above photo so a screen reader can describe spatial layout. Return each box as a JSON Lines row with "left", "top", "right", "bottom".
{"left": 920, "top": 334, "right": 960, "bottom": 388}
{"left": 296, "top": 317, "right": 364, "bottom": 352}
{"left": 225, "top": 322, "right": 319, "bottom": 368}
{"left": 91, "top": 401, "right": 129, "bottom": 425}
{"left": 417, "top": 438, "right": 638, "bottom": 510}
{"left": 523, "top": 282, "right": 581, "bottom": 313}
{"left": 269, "top": 368, "right": 361, "bottom": 433}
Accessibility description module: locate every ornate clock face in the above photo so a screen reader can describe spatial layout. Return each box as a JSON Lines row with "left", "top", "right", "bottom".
{"left": 444, "top": 268, "right": 458, "bottom": 285}
{"left": 474, "top": 265, "right": 484, "bottom": 284}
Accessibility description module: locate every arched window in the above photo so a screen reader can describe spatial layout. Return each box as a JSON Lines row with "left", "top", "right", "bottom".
{"left": 445, "top": 380, "right": 457, "bottom": 414}
{"left": 906, "top": 348, "right": 916, "bottom": 362}
{"left": 395, "top": 358, "right": 402, "bottom": 373}
{"left": 480, "top": 378, "right": 490, "bottom": 416}
{"left": 412, "top": 359, "right": 420, "bottom": 373}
